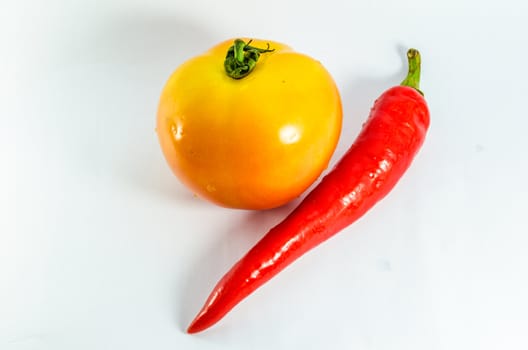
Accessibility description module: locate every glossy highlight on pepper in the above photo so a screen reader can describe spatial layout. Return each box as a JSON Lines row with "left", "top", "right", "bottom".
{"left": 187, "top": 48, "right": 430, "bottom": 333}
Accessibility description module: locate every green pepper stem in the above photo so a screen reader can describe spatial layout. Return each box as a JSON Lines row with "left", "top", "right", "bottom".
{"left": 400, "top": 48, "right": 423, "bottom": 95}
{"left": 224, "top": 39, "right": 275, "bottom": 79}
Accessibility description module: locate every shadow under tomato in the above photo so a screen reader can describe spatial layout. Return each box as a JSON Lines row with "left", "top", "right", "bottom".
{"left": 104, "top": 13, "right": 216, "bottom": 203}
{"left": 52, "top": 9, "right": 217, "bottom": 203}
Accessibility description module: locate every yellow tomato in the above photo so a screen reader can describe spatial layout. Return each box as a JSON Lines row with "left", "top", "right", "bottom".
{"left": 156, "top": 38, "right": 342, "bottom": 209}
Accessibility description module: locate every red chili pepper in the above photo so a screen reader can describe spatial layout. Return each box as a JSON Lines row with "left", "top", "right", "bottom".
{"left": 187, "top": 48, "right": 430, "bottom": 334}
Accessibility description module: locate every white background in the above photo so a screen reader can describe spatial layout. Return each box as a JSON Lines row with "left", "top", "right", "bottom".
{"left": 2, "top": 0, "right": 528, "bottom": 349}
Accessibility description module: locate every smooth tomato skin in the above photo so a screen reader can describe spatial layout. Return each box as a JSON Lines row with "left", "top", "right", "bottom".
{"left": 156, "top": 38, "right": 342, "bottom": 209}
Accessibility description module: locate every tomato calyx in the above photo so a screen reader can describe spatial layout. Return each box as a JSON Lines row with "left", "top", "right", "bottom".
{"left": 224, "top": 39, "right": 275, "bottom": 79}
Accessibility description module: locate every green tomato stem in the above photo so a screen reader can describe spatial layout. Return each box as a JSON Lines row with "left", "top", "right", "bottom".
{"left": 224, "top": 39, "right": 275, "bottom": 79}
{"left": 400, "top": 48, "right": 424, "bottom": 95}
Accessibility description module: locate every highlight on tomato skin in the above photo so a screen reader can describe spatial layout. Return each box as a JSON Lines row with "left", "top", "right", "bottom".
{"left": 156, "top": 38, "right": 343, "bottom": 210}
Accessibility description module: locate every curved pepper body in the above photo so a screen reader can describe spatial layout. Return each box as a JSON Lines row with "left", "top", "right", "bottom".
{"left": 187, "top": 52, "right": 430, "bottom": 334}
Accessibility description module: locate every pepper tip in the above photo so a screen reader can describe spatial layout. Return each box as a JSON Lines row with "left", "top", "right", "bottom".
{"left": 186, "top": 317, "right": 202, "bottom": 334}
{"left": 186, "top": 311, "right": 212, "bottom": 334}
{"left": 186, "top": 324, "right": 199, "bottom": 334}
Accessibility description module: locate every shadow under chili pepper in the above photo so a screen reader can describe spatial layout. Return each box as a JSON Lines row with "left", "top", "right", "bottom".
{"left": 177, "top": 200, "right": 300, "bottom": 333}
{"left": 331, "top": 46, "right": 408, "bottom": 168}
